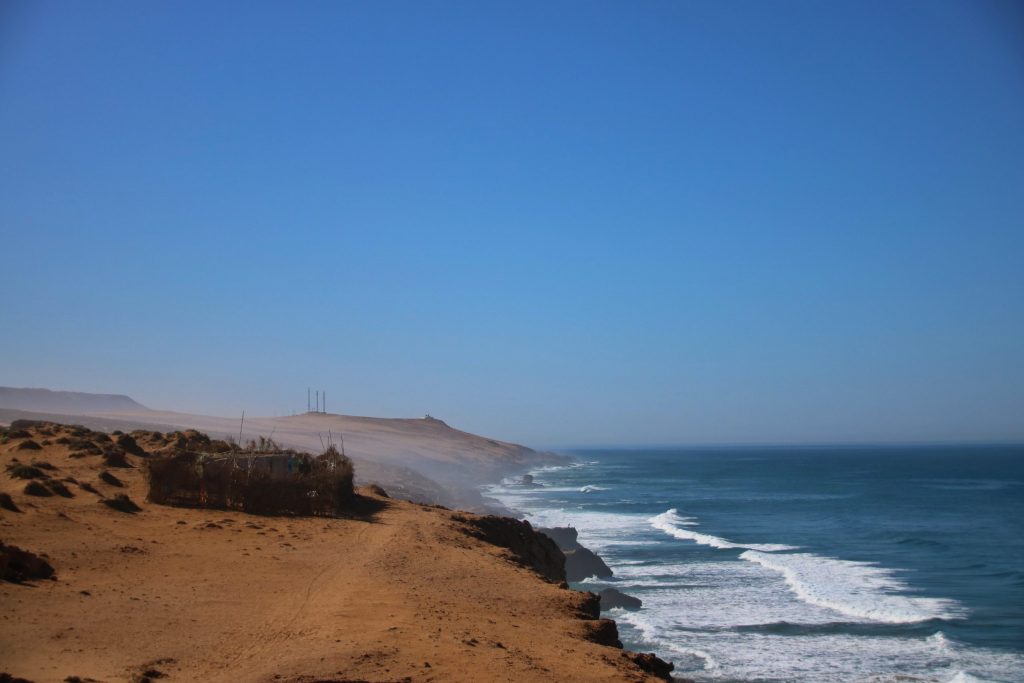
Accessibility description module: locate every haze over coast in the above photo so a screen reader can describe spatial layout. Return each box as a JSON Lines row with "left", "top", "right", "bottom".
{"left": 0, "top": 386, "right": 565, "bottom": 511}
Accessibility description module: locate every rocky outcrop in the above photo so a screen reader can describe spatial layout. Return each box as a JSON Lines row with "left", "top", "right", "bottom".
{"left": 581, "top": 618, "right": 622, "bottom": 648}
{"left": 538, "top": 526, "right": 614, "bottom": 582}
{"left": 564, "top": 547, "right": 613, "bottom": 582}
{"left": 599, "top": 587, "right": 642, "bottom": 610}
{"left": 538, "top": 526, "right": 582, "bottom": 550}
{"left": 575, "top": 590, "right": 601, "bottom": 619}
{"left": 454, "top": 515, "right": 566, "bottom": 583}
{"left": 627, "top": 652, "right": 676, "bottom": 681}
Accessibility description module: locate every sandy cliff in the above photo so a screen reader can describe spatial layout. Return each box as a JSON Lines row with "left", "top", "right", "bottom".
{"left": 0, "top": 422, "right": 672, "bottom": 683}
{"left": 0, "top": 392, "right": 569, "bottom": 511}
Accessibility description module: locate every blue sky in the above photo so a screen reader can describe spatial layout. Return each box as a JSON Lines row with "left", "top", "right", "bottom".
{"left": 1, "top": 1, "right": 1022, "bottom": 446}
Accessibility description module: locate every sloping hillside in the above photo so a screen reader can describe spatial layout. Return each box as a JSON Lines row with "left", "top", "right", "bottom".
{"left": 0, "top": 387, "right": 148, "bottom": 414}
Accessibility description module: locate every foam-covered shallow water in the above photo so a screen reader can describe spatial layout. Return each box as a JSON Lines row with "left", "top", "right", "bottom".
{"left": 484, "top": 446, "right": 1024, "bottom": 682}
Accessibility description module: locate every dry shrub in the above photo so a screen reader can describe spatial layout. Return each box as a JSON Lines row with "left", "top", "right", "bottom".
{"left": 102, "top": 494, "right": 141, "bottom": 513}
{"left": 46, "top": 480, "right": 74, "bottom": 498}
{"left": 15, "top": 440, "right": 42, "bottom": 451}
{"left": 115, "top": 434, "right": 146, "bottom": 456}
{"left": 99, "top": 471, "right": 124, "bottom": 487}
{"left": 102, "top": 449, "right": 131, "bottom": 468}
{"left": 0, "top": 493, "right": 19, "bottom": 512}
{"left": 0, "top": 542, "right": 55, "bottom": 582}
{"left": 7, "top": 465, "right": 45, "bottom": 480}
{"left": 23, "top": 481, "right": 51, "bottom": 496}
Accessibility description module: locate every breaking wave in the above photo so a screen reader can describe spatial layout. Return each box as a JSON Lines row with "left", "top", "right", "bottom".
{"left": 650, "top": 508, "right": 798, "bottom": 552}
{"left": 740, "top": 550, "right": 966, "bottom": 624}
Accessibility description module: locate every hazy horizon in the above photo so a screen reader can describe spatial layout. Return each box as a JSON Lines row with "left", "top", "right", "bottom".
{"left": 2, "top": 1, "right": 1022, "bottom": 446}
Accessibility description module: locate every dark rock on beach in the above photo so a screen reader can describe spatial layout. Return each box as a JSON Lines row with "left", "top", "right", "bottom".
{"left": 576, "top": 590, "right": 601, "bottom": 619}
{"left": 582, "top": 617, "right": 623, "bottom": 648}
{"left": 627, "top": 652, "right": 676, "bottom": 681}
{"left": 564, "top": 547, "right": 613, "bottom": 582}
{"left": 599, "top": 587, "right": 642, "bottom": 611}
{"left": 538, "top": 526, "right": 583, "bottom": 550}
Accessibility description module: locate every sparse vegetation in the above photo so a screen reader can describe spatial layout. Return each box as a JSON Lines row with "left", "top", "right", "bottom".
{"left": 0, "top": 492, "right": 19, "bottom": 512}
{"left": 0, "top": 542, "right": 55, "bottom": 582}
{"left": 23, "top": 481, "right": 52, "bottom": 496}
{"left": 101, "top": 494, "right": 141, "bottom": 513}
{"left": 99, "top": 471, "right": 124, "bottom": 487}
{"left": 7, "top": 464, "right": 46, "bottom": 480}
{"left": 45, "top": 480, "right": 74, "bottom": 498}
{"left": 102, "top": 449, "right": 131, "bottom": 468}
{"left": 116, "top": 434, "right": 145, "bottom": 456}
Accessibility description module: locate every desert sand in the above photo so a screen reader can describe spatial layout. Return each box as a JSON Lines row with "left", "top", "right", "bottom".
{"left": 0, "top": 423, "right": 672, "bottom": 683}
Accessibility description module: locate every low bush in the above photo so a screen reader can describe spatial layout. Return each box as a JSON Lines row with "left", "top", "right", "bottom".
{"left": 115, "top": 434, "right": 146, "bottom": 456}
{"left": 102, "top": 449, "right": 131, "bottom": 468}
{"left": 99, "top": 471, "right": 124, "bottom": 487}
{"left": 7, "top": 465, "right": 45, "bottom": 480}
{"left": 0, "top": 542, "right": 55, "bottom": 582}
{"left": 23, "top": 481, "right": 51, "bottom": 496}
{"left": 46, "top": 480, "right": 74, "bottom": 498}
{"left": 101, "top": 494, "right": 141, "bottom": 513}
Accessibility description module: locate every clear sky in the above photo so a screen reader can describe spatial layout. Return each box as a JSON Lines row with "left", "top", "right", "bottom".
{"left": 1, "top": 1, "right": 1022, "bottom": 446}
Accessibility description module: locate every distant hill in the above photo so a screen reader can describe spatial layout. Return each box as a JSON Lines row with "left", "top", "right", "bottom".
{"left": 0, "top": 387, "right": 148, "bottom": 414}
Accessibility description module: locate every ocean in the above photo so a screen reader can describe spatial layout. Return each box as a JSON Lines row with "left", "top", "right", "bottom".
{"left": 485, "top": 446, "right": 1024, "bottom": 683}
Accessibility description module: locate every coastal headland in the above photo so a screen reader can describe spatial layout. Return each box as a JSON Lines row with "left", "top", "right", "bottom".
{"left": 0, "top": 419, "right": 675, "bottom": 682}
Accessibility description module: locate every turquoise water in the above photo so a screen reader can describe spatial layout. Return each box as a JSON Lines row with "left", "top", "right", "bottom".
{"left": 486, "top": 446, "right": 1024, "bottom": 682}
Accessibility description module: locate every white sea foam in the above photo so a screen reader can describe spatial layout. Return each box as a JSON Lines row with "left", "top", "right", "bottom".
{"left": 579, "top": 485, "right": 609, "bottom": 493}
{"left": 650, "top": 509, "right": 798, "bottom": 552}
{"left": 929, "top": 631, "right": 954, "bottom": 651}
{"left": 740, "top": 550, "right": 966, "bottom": 624}
{"left": 945, "top": 672, "right": 997, "bottom": 683}
{"left": 490, "top": 465, "right": 1023, "bottom": 682}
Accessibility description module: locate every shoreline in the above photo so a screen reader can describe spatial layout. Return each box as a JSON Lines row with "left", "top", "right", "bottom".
{"left": 1, "top": 420, "right": 676, "bottom": 682}
{"left": 484, "top": 463, "right": 673, "bottom": 672}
